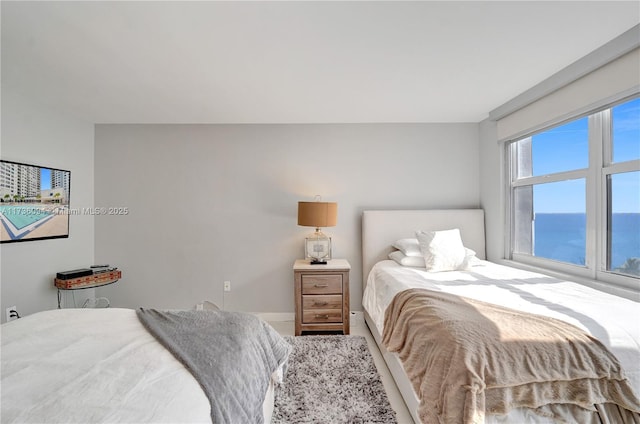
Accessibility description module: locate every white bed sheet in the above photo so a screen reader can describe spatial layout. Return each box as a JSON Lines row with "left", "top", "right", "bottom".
{"left": 363, "top": 260, "right": 640, "bottom": 397}
{"left": 1, "top": 308, "right": 276, "bottom": 423}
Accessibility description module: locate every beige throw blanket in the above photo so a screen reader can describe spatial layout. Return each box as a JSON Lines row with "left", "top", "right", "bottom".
{"left": 382, "top": 288, "right": 640, "bottom": 424}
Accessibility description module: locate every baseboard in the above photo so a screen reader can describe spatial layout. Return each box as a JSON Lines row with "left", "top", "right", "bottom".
{"left": 216, "top": 310, "right": 368, "bottom": 327}
{"left": 254, "top": 312, "right": 295, "bottom": 322}
{"left": 251, "top": 311, "right": 364, "bottom": 326}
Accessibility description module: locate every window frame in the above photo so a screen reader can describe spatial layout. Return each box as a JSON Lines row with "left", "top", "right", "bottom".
{"left": 506, "top": 95, "right": 640, "bottom": 291}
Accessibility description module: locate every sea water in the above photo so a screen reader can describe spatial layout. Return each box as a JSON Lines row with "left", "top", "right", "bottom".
{"left": 534, "top": 213, "right": 640, "bottom": 271}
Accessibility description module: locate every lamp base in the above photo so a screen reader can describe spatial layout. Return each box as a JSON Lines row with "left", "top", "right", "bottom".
{"left": 305, "top": 230, "right": 332, "bottom": 265}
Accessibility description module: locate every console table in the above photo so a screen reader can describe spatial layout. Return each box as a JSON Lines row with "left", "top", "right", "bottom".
{"left": 55, "top": 270, "right": 121, "bottom": 308}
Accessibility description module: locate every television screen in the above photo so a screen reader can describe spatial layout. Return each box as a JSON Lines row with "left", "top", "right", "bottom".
{"left": 0, "top": 159, "right": 71, "bottom": 243}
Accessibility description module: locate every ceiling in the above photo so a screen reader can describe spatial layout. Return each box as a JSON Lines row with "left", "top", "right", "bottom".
{"left": 2, "top": 1, "right": 639, "bottom": 124}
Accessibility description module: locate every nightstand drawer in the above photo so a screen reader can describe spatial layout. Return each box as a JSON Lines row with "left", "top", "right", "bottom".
{"left": 301, "top": 275, "right": 342, "bottom": 294}
{"left": 303, "top": 294, "right": 342, "bottom": 310}
{"left": 303, "top": 308, "right": 342, "bottom": 323}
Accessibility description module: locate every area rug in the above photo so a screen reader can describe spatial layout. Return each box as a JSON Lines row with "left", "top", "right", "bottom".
{"left": 271, "top": 335, "right": 398, "bottom": 424}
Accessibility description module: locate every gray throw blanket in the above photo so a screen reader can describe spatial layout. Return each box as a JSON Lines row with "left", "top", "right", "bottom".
{"left": 137, "top": 309, "right": 291, "bottom": 424}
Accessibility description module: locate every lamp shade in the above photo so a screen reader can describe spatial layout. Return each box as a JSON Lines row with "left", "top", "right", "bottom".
{"left": 297, "top": 202, "right": 337, "bottom": 228}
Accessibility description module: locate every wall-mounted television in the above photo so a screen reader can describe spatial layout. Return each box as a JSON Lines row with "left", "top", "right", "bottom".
{"left": 0, "top": 159, "right": 71, "bottom": 243}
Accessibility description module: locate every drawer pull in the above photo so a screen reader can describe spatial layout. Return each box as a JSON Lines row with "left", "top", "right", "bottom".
{"left": 314, "top": 301, "right": 329, "bottom": 306}
{"left": 315, "top": 314, "right": 329, "bottom": 319}
{"left": 314, "top": 284, "right": 329, "bottom": 288}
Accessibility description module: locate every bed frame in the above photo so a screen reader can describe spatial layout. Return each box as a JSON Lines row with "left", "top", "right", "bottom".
{"left": 361, "top": 209, "right": 486, "bottom": 424}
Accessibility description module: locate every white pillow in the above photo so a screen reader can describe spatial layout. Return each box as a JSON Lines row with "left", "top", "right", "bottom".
{"left": 461, "top": 248, "right": 479, "bottom": 269}
{"left": 391, "top": 238, "right": 422, "bottom": 257}
{"left": 388, "top": 250, "right": 426, "bottom": 267}
{"left": 416, "top": 229, "right": 467, "bottom": 272}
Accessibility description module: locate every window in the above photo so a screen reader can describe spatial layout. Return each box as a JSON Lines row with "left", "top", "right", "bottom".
{"left": 532, "top": 180, "right": 586, "bottom": 266}
{"left": 612, "top": 99, "right": 640, "bottom": 163}
{"left": 608, "top": 171, "right": 640, "bottom": 276}
{"left": 508, "top": 96, "right": 640, "bottom": 286}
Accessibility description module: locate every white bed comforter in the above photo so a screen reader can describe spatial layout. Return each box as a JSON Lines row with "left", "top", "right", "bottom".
{"left": 1, "top": 308, "right": 211, "bottom": 423}
{"left": 363, "top": 260, "right": 640, "bottom": 397}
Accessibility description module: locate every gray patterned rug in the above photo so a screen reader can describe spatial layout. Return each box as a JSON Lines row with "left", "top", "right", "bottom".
{"left": 272, "top": 335, "right": 398, "bottom": 424}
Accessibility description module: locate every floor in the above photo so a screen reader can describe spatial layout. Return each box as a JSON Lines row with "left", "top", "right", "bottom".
{"left": 267, "top": 318, "right": 414, "bottom": 424}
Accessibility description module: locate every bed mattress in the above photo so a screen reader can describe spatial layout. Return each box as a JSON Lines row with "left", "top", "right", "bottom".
{"left": 363, "top": 260, "right": 640, "bottom": 397}
{"left": 1, "top": 308, "right": 277, "bottom": 423}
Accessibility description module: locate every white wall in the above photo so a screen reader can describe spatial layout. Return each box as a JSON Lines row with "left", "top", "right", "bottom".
{"left": 94, "top": 123, "right": 480, "bottom": 313}
{"left": 0, "top": 90, "right": 95, "bottom": 322}
{"left": 478, "top": 119, "right": 504, "bottom": 261}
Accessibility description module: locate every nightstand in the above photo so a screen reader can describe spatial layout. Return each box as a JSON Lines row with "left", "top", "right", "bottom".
{"left": 293, "top": 259, "right": 350, "bottom": 336}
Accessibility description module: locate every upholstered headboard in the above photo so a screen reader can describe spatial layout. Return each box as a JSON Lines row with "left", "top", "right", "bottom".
{"left": 362, "top": 209, "right": 486, "bottom": 289}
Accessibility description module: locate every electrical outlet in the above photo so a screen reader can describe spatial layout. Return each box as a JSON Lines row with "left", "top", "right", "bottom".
{"left": 6, "top": 306, "right": 17, "bottom": 322}
{"left": 223, "top": 281, "right": 231, "bottom": 292}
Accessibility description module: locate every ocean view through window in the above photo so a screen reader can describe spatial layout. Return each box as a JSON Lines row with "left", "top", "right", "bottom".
{"left": 533, "top": 179, "right": 586, "bottom": 266}
{"left": 509, "top": 96, "right": 640, "bottom": 283}
{"left": 533, "top": 212, "right": 639, "bottom": 275}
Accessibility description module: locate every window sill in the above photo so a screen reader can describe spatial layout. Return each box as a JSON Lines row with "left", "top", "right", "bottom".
{"left": 493, "top": 259, "right": 640, "bottom": 302}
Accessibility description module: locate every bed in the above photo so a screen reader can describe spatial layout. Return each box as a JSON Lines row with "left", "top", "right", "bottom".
{"left": 361, "top": 209, "right": 640, "bottom": 424}
{"left": 1, "top": 307, "right": 289, "bottom": 423}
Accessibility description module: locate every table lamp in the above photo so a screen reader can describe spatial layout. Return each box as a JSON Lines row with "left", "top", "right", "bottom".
{"left": 297, "top": 199, "right": 337, "bottom": 265}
